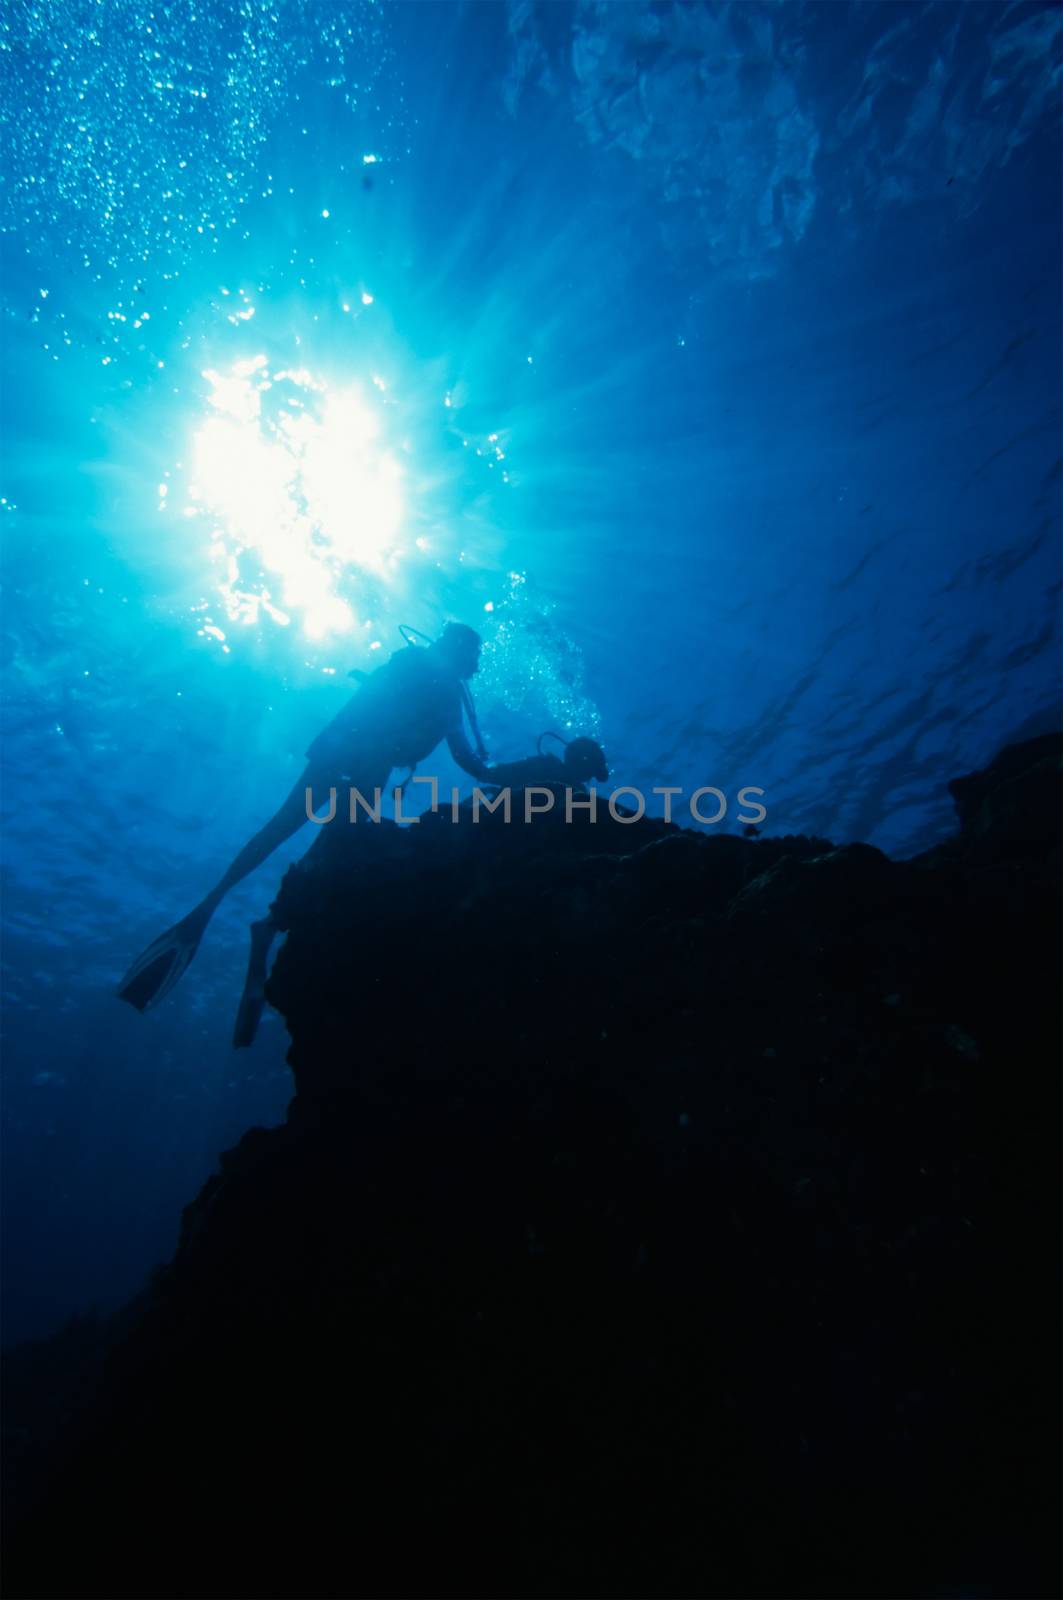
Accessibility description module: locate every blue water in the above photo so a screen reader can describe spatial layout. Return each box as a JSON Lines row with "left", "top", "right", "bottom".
{"left": 1, "top": 0, "right": 1060, "bottom": 1344}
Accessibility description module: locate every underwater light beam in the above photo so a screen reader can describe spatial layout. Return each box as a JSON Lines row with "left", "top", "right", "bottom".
{"left": 185, "top": 357, "right": 406, "bottom": 640}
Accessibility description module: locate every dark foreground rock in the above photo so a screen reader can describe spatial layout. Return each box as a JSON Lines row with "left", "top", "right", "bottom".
{"left": 4, "top": 736, "right": 1061, "bottom": 1599}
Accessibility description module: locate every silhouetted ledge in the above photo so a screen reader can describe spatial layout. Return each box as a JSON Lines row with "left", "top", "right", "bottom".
{"left": 4, "top": 736, "right": 1061, "bottom": 1600}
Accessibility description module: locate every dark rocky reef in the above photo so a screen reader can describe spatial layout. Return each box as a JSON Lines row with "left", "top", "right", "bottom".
{"left": 4, "top": 735, "right": 1061, "bottom": 1599}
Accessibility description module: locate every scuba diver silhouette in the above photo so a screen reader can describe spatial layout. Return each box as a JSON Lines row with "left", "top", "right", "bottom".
{"left": 116, "top": 622, "right": 490, "bottom": 1019}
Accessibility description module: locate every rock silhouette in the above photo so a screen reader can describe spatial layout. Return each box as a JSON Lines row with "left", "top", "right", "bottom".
{"left": 4, "top": 736, "right": 1060, "bottom": 1599}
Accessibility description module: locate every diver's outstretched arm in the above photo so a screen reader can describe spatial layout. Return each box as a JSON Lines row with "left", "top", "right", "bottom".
{"left": 116, "top": 768, "right": 323, "bottom": 1011}
{"left": 446, "top": 724, "right": 491, "bottom": 782}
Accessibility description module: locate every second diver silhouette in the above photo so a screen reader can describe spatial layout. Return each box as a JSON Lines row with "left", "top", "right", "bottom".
{"left": 482, "top": 730, "right": 608, "bottom": 791}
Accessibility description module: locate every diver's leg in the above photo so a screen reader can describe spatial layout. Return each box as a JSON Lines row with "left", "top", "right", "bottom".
{"left": 195, "top": 767, "right": 328, "bottom": 918}
{"left": 117, "top": 769, "right": 326, "bottom": 1011}
{"left": 232, "top": 915, "right": 280, "bottom": 1048}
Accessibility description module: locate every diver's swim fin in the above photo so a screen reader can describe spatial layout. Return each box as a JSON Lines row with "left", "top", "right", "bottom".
{"left": 116, "top": 913, "right": 207, "bottom": 1011}
{"left": 232, "top": 917, "right": 278, "bottom": 1049}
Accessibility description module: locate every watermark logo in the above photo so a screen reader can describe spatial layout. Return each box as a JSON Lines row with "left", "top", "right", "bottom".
{"left": 305, "top": 780, "right": 767, "bottom": 828}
